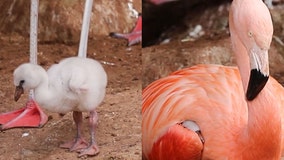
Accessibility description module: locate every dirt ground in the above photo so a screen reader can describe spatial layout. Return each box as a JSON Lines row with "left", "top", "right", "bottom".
{"left": 0, "top": 34, "right": 141, "bottom": 159}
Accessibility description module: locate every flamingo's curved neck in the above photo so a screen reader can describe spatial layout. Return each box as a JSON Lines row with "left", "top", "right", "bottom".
{"left": 232, "top": 33, "right": 250, "bottom": 91}
{"left": 229, "top": 0, "right": 282, "bottom": 158}
{"left": 229, "top": 2, "right": 281, "bottom": 158}
{"left": 229, "top": 0, "right": 250, "bottom": 92}
{"left": 232, "top": 31, "right": 281, "bottom": 159}
{"left": 237, "top": 86, "right": 280, "bottom": 159}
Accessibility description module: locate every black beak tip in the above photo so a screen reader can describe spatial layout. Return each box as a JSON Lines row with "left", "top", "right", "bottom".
{"left": 246, "top": 69, "right": 269, "bottom": 101}
{"left": 14, "top": 94, "right": 20, "bottom": 102}
{"left": 14, "top": 96, "right": 19, "bottom": 102}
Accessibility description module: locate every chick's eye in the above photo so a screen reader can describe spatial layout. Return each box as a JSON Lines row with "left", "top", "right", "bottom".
{"left": 19, "top": 80, "right": 25, "bottom": 85}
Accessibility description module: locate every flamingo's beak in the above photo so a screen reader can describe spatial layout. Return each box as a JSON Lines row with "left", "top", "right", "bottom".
{"left": 246, "top": 44, "right": 269, "bottom": 101}
{"left": 14, "top": 82, "right": 24, "bottom": 102}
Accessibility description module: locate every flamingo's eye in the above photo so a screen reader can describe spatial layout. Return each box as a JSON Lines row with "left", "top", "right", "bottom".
{"left": 248, "top": 31, "right": 253, "bottom": 37}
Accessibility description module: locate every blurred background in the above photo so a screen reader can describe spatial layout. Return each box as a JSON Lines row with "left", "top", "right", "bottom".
{"left": 0, "top": 0, "right": 141, "bottom": 44}
{"left": 142, "top": 0, "right": 284, "bottom": 88}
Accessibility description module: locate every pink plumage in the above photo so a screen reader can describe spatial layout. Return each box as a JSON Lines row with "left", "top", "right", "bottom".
{"left": 142, "top": 0, "right": 284, "bottom": 159}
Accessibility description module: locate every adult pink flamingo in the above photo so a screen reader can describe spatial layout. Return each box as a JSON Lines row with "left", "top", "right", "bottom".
{"left": 142, "top": 0, "right": 284, "bottom": 159}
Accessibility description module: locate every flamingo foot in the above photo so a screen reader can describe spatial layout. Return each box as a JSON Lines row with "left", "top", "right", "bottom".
{"left": 0, "top": 99, "right": 48, "bottom": 131}
{"left": 77, "top": 110, "right": 100, "bottom": 157}
{"left": 109, "top": 15, "right": 142, "bottom": 46}
{"left": 78, "top": 142, "right": 100, "bottom": 157}
{"left": 60, "top": 137, "right": 89, "bottom": 152}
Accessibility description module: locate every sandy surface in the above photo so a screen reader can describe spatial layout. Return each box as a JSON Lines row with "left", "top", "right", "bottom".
{"left": 0, "top": 35, "right": 141, "bottom": 159}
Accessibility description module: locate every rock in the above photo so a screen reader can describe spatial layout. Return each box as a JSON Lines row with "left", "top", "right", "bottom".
{"left": 20, "top": 148, "right": 34, "bottom": 157}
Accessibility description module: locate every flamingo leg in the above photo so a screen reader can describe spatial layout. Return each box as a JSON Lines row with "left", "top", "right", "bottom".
{"left": 0, "top": 99, "right": 48, "bottom": 131}
{"left": 78, "top": 110, "right": 99, "bottom": 157}
{"left": 60, "top": 111, "right": 89, "bottom": 151}
{"left": 109, "top": 15, "right": 142, "bottom": 46}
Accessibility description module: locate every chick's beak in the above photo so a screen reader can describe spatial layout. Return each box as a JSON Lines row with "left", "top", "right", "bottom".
{"left": 14, "top": 85, "right": 24, "bottom": 102}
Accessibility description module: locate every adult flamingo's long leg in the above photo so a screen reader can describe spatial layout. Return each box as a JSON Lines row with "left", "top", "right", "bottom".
{"left": 0, "top": 0, "right": 48, "bottom": 130}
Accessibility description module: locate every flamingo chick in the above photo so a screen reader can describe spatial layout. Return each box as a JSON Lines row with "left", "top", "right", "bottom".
{"left": 142, "top": 0, "right": 284, "bottom": 159}
{"left": 13, "top": 57, "right": 107, "bottom": 157}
